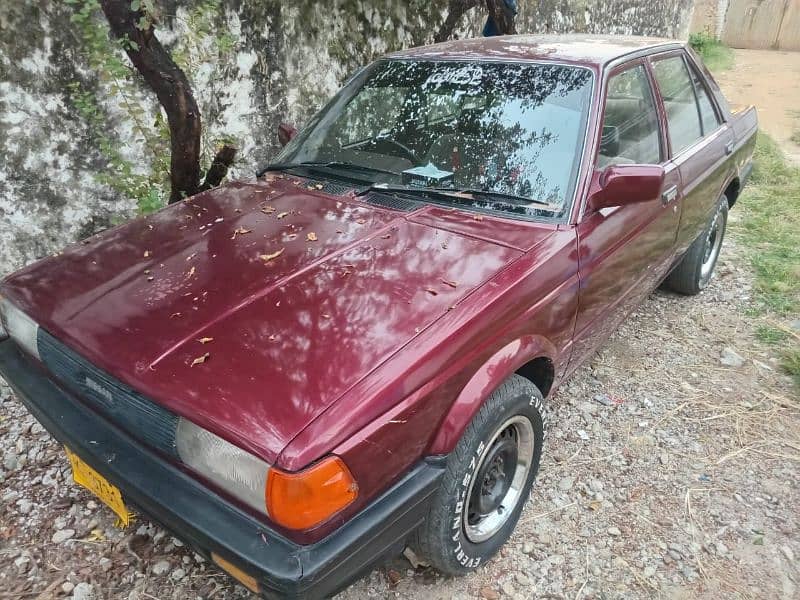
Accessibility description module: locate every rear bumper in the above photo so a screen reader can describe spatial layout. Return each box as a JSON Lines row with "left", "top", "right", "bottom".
{"left": 0, "top": 339, "right": 444, "bottom": 599}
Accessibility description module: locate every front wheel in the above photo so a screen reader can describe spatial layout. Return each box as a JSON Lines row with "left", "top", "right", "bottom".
{"left": 415, "top": 375, "right": 546, "bottom": 575}
{"left": 665, "top": 195, "right": 729, "bottom": 295}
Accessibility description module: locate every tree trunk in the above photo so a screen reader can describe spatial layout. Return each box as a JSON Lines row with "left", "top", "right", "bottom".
{"left": 435, "top": 0, "right": 482, "bottom": 43}
{"left": 99, "top": 0, "right": 234, "bottom": 203}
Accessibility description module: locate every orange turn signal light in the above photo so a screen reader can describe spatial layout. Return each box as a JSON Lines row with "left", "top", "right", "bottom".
{"left": 266, "top": 456, "right": 358, "bottom": 530}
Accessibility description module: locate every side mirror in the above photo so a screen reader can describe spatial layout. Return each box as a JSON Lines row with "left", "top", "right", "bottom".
{"left": 277, "top": 122, "right": 297, "bottom": 147}
{"left": 588, "top": 164, "right": 665, "bottom": 211}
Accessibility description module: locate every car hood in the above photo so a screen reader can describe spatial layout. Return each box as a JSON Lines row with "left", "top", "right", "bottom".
{"left": 1, "top": 176, "right": 546, "bottom": 463}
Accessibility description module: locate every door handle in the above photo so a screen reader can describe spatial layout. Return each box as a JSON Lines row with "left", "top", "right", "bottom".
{"left": 725, "top": 141, "right": 735, "bottom": 155}
{"left": 661, "top": 185, "right": 678, "bottom": 206}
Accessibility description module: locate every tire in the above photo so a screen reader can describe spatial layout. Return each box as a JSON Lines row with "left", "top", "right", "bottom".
{"left": 416, "top": 375, "right": 547, "bottom": 575}
{"left": 665, "top": 194, "right": 729, "bottom": 295}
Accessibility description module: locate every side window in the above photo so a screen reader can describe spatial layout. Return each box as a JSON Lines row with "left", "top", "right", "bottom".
{"left": 687, "top": 63, "right": 720, "bottom": 134}
{"left": 597, "top": 64, "right": 661, "bottom": 168}
{"left": 651, "top": 56, "right": 703, "bottom": 154}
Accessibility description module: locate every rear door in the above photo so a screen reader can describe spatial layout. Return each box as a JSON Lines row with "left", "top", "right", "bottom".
{"left": 570, "top": 59, "right": 681, "bottom": 368}
{"left": 648, "top": 51, "right": 734, "bottom": 256}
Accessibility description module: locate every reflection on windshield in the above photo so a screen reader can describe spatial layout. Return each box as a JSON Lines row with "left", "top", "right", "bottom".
{"left": 277, "top": 60, "right": 593, "bottom": 218}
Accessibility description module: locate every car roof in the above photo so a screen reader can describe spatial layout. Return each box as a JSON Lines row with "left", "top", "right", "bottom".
{"left": 386, "top": 34, "right": 684, "bottom": 69}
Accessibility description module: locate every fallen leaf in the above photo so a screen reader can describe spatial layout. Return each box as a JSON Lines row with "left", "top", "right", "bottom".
{"left": 231, "top": 227, "right": 252, "bottom": 239}
{"left": 442, "top": 279, "right": 458, "bottom": 288}
{"left": 307, "top": 232, "right": 318, "bottom": 241}
{"left": 185, "top": 266, "right": 196, "bottom": 279}
{"left": 387, "top": 569, "right": 402, "bottom": 586}
{"left": 146, "top": 276, "right": 154, "bottom": 282}
{"left": 473, "top": 215, "right": 484, "bottom": 221}
{"left": 381, "top": 234, "right": 391, "bottom": 239}
{"left": 356, "top": 218, "right": 367, "bottom": 224}
{"left": 276, "top": 211, "right": 289, "bottom": 219}
{"left": 287, "top": 233, "right": 298, "bottom": 240}
{"left": 441, "top": 242, "right": 448, "bottom": 249}
{"left": 268, "top": 334, "right": 277, "bottom": 341}
{"left": 426, "top": 288, "right": 438, "bottom": 296}
{"left": 336, "top": 229, "right": 344, "bottom": 234}
{"left": 170, "top": 312, "right": 182, "bottom": 319}
{"left": 197, "top": 337, "right": 214, "bottom": 344}
{"left": 261, "top": 205, "right": 276, "bottom": 214}
{"left": 259, "top": 248, "right": 285, "bottom": 262}
{"left": 143, "top": 250, "right": 151, "bottom": 257}
{"left": 186, "top": 252, "right": 197, "bottom": 261}
{"left": 321, "top": 313, "right": 330, "bottom": 319}
{"left": 191, "top": 352, "right": 210, "bottom": 367}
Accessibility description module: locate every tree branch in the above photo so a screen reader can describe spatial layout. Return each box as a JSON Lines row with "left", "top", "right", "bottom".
{"left": 99, "top": 0, "right": 201, "bottom": 203}
{"left": 435, "top": 0, "right": 482, "bottom": 43}
{"left": 200, "top": 144, "right": 237, "bottom": 191}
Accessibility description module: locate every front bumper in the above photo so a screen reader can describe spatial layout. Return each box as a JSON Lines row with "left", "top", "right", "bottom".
{"left": 0, "top": 339, "right": 444, "bottom": 599}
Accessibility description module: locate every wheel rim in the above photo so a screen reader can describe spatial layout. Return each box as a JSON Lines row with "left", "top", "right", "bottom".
{"left": 700, "top": 204, "right": 726, "bottom": 283}
{"left": 463, "top": 416, "right": 535, "bottom": 543}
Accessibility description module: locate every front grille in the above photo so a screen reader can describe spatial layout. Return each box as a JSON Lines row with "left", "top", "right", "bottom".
{"left": 38, "top": 330, "right": 178, "bottom": 457}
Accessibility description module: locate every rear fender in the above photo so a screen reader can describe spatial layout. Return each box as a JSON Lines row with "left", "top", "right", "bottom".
{"left": 427, "top": 335, "right": 556, "bottom": 454}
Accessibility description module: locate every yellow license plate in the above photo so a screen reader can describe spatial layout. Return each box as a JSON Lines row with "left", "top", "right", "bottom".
{"left": 65, "top": 446, "right": 131, "bottom": 527}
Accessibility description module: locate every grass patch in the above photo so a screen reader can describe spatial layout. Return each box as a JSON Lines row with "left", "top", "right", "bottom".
{"left": 732, "top": 133, "right": 800, "bottom": 386}
{"left": 689, "top": 31, "right": 734, "bottom": 72}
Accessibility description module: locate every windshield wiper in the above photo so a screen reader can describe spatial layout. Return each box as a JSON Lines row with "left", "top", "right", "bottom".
{"left": 359, "top": 183, "right": 557, "bottom": 211}
{"left": 257, "top": 161, "right": 400, "bottom": 178}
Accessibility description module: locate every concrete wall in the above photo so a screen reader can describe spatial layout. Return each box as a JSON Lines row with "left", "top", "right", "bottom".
{"left": 0, "top": 0, "right": 695, "bottom": 275}
{"left": 690, "top": 0, "right": 800, "bottom": 50}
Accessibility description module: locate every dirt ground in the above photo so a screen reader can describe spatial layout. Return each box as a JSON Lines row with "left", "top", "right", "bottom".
{"left": 715, "top": 48, "right": 800, "bottom": 164}
{"left": 1, "top": 50, "right": 799, "bottom": 600}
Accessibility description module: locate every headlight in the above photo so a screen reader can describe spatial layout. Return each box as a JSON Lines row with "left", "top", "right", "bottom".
{"left": 0, "top": 297, "right": 40, "bottom": 359}
{"left": 176, "top": 417, "right": 358, "bottom": 529}
{"left": 175, "top": 417, "right": 270, "bottom": 514}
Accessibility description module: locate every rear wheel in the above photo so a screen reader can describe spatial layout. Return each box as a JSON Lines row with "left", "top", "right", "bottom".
{"left": 665, "top": 195, "right": 728, "bottom": 295}
{"left": 416, "top": 375, "right": 546, "bottom": 575}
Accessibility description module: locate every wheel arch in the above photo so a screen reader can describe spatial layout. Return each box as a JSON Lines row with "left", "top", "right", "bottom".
{"left": 427, "top": 335, "right": 557, "bottom": 455}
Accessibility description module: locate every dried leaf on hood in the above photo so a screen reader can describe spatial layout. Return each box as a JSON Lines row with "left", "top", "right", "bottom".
{"left": 472, "top": 215, "right": 484, "bottom": 221}
{"left": 426, "top": 288, "right": 438, "bottom": 296}
{"left": 190, "top": 352, "right": 210, "bottom": 367}
{"left": 260, "top": 205, "right": 276, "bottom": 214}
{"left": 197, "top": 337, "right": 214, "bottom": 344}
{"left": 231, "top": 227, "right": 252, "bottom": 239}
{"left": 186, "top": 252, "right": 197, "bottom": 261}
{"left": 259, "top": 248, "right": 285, "bottom": 262}
{"left": 381, "top": 234, "right": 391, "bottom": 239}
{"left": 143, "top": 250, "right": 151, "bottom": 258}
{"left": 442, "top": 279, "right": 458, "bottom": 288}
{"left": 185, "top": 266, "right": 196, "bottom": 279}
{"left": 314, "top": 183, "right": 324, "bottom": 189}
{"left": 307, "top": 232, "right": 318, "bottom": 242}
{"left": 170, "top": 312, "right": 182, "bottom": 319}
{"left": 276, "top": 211, "right": 289, "bottom": 219}
{"left": 356, "top": 218, "right": 367, "bottom": 225}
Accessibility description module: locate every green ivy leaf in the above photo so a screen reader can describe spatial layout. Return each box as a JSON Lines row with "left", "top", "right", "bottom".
{"left": 130, "top": 0, "right": 140, "bottom": 11}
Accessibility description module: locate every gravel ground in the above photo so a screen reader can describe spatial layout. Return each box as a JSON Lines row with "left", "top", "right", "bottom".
{"left": 1, "top": 226, "right": 798, "bottom": 600}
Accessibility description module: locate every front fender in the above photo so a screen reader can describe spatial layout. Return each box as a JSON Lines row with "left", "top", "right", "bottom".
{"left": 427, "top": 335, "right": 557, "bottom": 454}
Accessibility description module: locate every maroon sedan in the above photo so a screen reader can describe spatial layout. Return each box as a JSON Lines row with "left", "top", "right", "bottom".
{"left": 0, "top": 35, "right": 756, "bottom": 598}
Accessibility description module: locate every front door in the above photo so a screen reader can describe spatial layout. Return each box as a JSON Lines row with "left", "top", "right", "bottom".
{"left": 569, "top": 59, "right": 682, "bottom": 370}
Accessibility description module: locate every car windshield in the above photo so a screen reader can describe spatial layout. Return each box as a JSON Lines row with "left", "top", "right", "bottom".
{"left": 275, "top": 59, "right": 594, "bottom": 219}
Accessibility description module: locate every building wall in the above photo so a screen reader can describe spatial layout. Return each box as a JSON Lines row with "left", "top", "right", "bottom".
{"left": 689, "top": 0, "right": 800, "bottom": 50}
{"left": 0, "top": 0, "right": 695, "bottom": 274}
